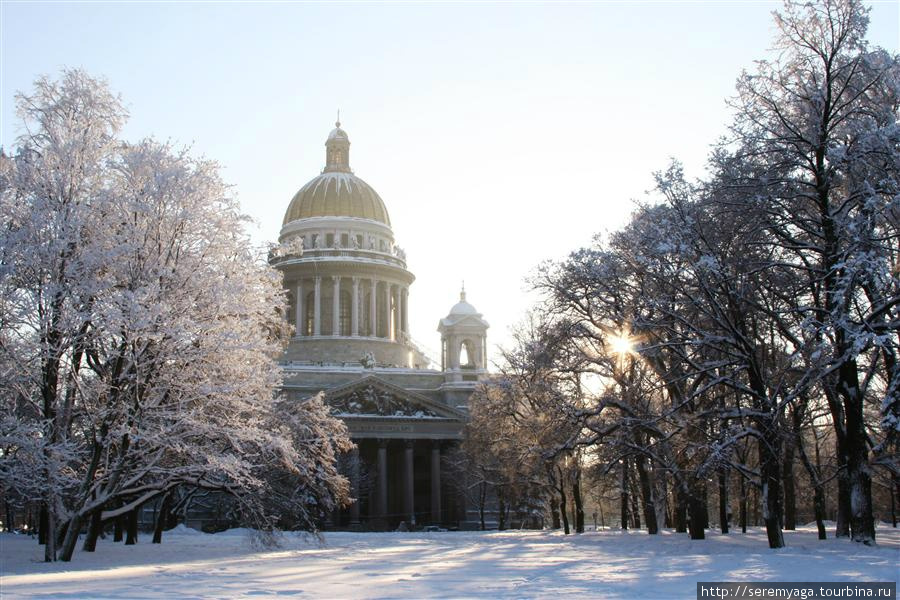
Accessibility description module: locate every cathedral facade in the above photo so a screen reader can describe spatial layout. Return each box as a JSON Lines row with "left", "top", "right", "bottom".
{"left": 270, "top": 121, "right": 489, "bottom": 529}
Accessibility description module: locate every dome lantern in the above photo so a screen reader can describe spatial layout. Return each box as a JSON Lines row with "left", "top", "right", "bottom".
{"left": 325, "top": 117, "right": 351, "bottom": 174}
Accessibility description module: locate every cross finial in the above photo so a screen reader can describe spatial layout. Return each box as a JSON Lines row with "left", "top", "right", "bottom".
{"left": 336, "top": 109, "right": 341, "bottom": 128}
{"left": 460, "top": 280, "right": 466, "bottom": 301}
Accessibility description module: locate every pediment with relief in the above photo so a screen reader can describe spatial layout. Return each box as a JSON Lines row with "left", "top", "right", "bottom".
{"left": 325, "top": 376, "right": 465, "bottom": 420}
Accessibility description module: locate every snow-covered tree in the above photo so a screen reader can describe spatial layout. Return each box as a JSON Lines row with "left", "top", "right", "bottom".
{"left": 723, "top": 0, "right": 900, "bottom": 545}
{"left": 0, "top": 70, "right": 351, "bottom": 561}
{"left": 521, "top": 0, "right": 898, "bottom": 549}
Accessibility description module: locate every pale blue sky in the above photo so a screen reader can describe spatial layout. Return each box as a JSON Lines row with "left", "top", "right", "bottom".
{"left": 2, "top": 1, "right": 898, "bottom": 362}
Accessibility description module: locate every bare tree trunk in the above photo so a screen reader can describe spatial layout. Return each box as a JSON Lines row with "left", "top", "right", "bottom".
{"left": 829, "top": 390, "right": 851, "bottom": 538}
{"left": 635, "top": 453, "right": 658, "bottom": 534}
{"left": 4, "top": 500, "right": 14, "bottom": 533}
{"left": 43, "top": 503, "right": 56, "bottom": 562}
{"left": 750, "top": 486, "right": 762, "bottom": 527}
{"left": 739, "top": 473, "right": 748, "bottom": 533}
{"left": 114, "top": 511, "right": 124, "bottom": 542}
{"left": 758, "top": 423, "right": 785, "bottom": 548}
{"left": 572, "top": 462, "right": 585, "bottom": 534}
{"left": 718, "top": 467, "right": 729, "bottom": 534}
{"left": 814, "top": 485, "right": 827, "bottom": 540}
{"left": 701, "top": 481, "right": 709, "bottom": 530}
{"left": 795, "top": 408, "right": 826, "bottom": 540}
{"left": 82, "top": 508, "right": 104, "bottom": 552}
{"left": 655, "top": 469, "right": 668, "bottom": 530}
{"left": 891, "top": 476, "right": 897, "bottom": 528}
{"left": 38, "top": 504, "right": 48, "bottom": 545}
{"left": 498, "top": 488, "right": 507, "bottom": 531}
{"left": 620, "top": 460, "right": 628, "bottom": 531}
{"left": 153, "top": 492, "right": 172, "bottom": 544}
{"left": 479, "top": 482, "right": 486, "bottom": 531}
{"left": 841, "top": 360, "right": 875, "bottom": 544}
{"left": 687, "top": 480, "right": 706, "bottom": 540}
{"left": 550, "top": 495, "right": 560, "bottom": 530}
{"left": 836, "top": 474, "right": 850, "bottom": 537}
{"left": 59, "top": 512, "right": 86, "bottom": 562}
{"left": 125, "top": 508, "right": 138, "bottom": 545}
{"left": 782, "top": 432, "right": 797, "bottom": 531}
{"left": 557, "top": 466, "right": 571, "bottom": 535}
{"left": 559, "top": 483, "right": 570, "bottom": 535}
{"left": 629, "top": 468, "right": 641, "bottom": 530}
{"left": 674, "top": 480, "right": 687, "bottom": 533}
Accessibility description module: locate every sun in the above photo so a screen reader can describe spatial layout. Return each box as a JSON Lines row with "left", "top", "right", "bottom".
{"left": 608, "top": 332, "right": 635, "bottom": 356}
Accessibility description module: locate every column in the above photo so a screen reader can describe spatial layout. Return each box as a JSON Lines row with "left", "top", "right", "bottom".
{"left": 403, "top": 440, "right": 415, "bottom": 524}
{"left": 332, "top": 276, "right": 341, "bottom": 336}
{"left": 369, "top": 279, "right": 377, "bottom": 337}
{"left": 351, "top": 277, "right": 360, "bottom": 336}
{"left": 349, "top": 446, "right": 361, "bottom": 524}
{"left": 431, "top": 441, "right": 442, "bottom": 524}
{"left": 295, "top": 280, "right": 304, "bottom": 336}
{"left": 401, "top": 287, "right": 409, "bottom": 338}
{"left": 383, "top": 282, "right": 391, "bottom": 339}
{"left": 313, "top": 276, "right": 321, "bottom": 336}
{"left": 377, "top": 439, "right": 388, "bottom": 519}
{"left": 392, "top": 285, "right": 400, "bottom": 342}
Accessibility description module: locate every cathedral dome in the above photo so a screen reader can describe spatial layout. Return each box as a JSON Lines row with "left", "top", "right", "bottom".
{"left": 282, "top": 172, "right": 391, "bottom": 226}
{"left": 282, "top": 120, "right": 391, "bottom": 226}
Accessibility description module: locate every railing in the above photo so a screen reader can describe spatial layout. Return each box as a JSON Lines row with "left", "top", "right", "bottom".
{"left": 269, "top": 247, "right": 408, "bottom": 269}
{"left": 279, "top": 359, "right": 440, "bottom": 371}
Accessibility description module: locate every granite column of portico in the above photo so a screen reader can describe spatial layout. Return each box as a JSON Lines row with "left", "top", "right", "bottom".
{"left": 403, "top": 440, "right": 415, "bottom": 523}
{"left": 377, "top": 439, "right": 389, "bottom": 519}
{"left": 431, "top": 441, "right": 442, "bottom": 524}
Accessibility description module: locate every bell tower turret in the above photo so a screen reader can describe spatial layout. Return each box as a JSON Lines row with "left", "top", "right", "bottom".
{"left": 437, "top": 284, "right": 489, "bottom": 409}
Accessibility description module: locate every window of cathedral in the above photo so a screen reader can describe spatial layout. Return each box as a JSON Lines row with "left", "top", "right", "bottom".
{"left": 321, "top": 291, "right": 334, "bottom": 335}
{"left": 286, "top": 290, "right": 296, "bottom": 326}
{"left": 341, "top": 233, "right": 349, "bottom": 248}
{"left": 326, "top": 233, "right": 334, "bottom": 248}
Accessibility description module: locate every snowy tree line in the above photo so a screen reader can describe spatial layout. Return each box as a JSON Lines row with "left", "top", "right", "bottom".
{"left": 461, "top": 0, "right": 899, "bottom": 548}
{"left": 0, "top": 71, "right": 353, "bottom": 562}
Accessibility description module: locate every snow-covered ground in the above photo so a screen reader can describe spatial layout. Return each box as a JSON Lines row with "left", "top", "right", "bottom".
{"left": 1, "top": 524, "right": 897, "bottom": 599}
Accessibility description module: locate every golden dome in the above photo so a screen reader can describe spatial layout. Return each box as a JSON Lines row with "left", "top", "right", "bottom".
{"left": 282, "top": 171, "right": 391, "bottom": 226}
{"left": 282, "top": 121, "right": 391, "bottom": 226}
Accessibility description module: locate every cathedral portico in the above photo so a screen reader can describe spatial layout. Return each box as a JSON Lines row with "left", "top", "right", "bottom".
{"left": 334, "top": 437, "right": 458, "bottom": 529}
